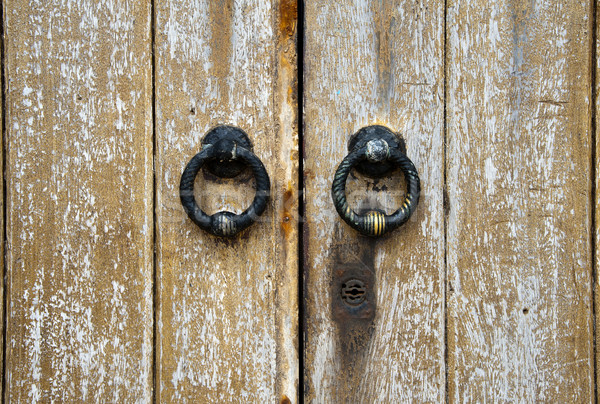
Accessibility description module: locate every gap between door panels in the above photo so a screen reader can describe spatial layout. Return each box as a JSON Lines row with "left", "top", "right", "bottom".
{"left": 590, "top": 0, "right": 598, "bottom": 401}
{"left": 151, "top": 0, "right": 159, "bottom": 402}
{"left": 1, "top": 0, "right": 7, "bottom": 400}
{"left": 442, "top": 0, "right": 449, "bottom": 402}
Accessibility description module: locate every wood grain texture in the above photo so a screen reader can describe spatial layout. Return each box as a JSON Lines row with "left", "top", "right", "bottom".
{"left": 596, "top": 0, "right": 600, "bottom": 399}
{"left": 303, "top": 0, "right": 445, "bottom": 401}
{"left": 3, "top": 0, "right": 154, "bottom": 402}
{"left": 0, "top": 38, "right": 3, "bottom": 403}
{"left": 154, "top": 0, "right": 299, "bottom": 401}
{"left": 446, "top": 0, "right": 594, "bottom": 401}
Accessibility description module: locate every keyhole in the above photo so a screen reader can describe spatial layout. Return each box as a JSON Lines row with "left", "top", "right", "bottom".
{"left": 341, "top": 279, "right": 366, "bottom": 306}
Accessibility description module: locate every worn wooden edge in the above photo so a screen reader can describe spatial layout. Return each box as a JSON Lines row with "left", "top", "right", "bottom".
{"left": 274, "top": 1, "right": 300, "bottom": 402}
{"left": 0, "top": 17, "right": 4, "bottom": 400}
{"left": 589, "top": 0, "right": 600, "bottom": 396}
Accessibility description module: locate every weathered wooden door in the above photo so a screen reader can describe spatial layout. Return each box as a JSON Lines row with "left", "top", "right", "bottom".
{"left": 1, "top": 0, "right": 597, "bottom": 402}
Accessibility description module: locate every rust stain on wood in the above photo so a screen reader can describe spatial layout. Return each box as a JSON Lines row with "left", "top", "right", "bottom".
{"left": 281, "top": 182, "right": 294, "bottom": 239}
{"left": 279, "top": 0, "right": 297, "bottom": 39}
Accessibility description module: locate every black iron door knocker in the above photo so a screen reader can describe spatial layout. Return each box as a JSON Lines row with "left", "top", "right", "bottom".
{"left": 180, "top": 125, "right": 270, "bottom": 237}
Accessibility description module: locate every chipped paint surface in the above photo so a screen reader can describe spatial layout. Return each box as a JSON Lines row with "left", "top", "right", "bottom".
{"left": 303, "top": 0, "right": 445, "bottom": 401}
{"left": 155, "top": 0, "right": 299, "bottom": 402}
{"left": 3, "top": 0, "right": 596, "bottom": 401}
{"left": 4, "top": 0, "right": 154, "bottom": 402}
{"left": 447, "top": 0, "right": 593, "bottom": 401}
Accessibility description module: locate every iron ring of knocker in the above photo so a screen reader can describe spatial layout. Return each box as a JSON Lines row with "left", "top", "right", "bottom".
{"left": 331, "top": 125, "right": 420, "bottom": 237}
{"left": 180, "top": 126, "right": 270, "bottom": 237}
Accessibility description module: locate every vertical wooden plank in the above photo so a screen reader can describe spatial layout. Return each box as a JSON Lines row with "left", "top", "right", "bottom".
{"left": 154, "top": 0, "right": 298, "bottom": 401}
{"left": 3, "top": 0, "right": 154, "bottom": 402}
{"left": 303, "top": 0, "right": 445, "bottom": 401}
{"left": 447, "top": 0, "right": 593, "bottom": 401}
{"left": 595, "top": 0, "right": 600, "bottom": 399}
{"left": 0, "top": 35, "right": 4, "bottom": 403}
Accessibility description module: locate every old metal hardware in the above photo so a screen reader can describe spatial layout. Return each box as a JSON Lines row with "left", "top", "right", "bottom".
{"left": 332, "top": 263, "right": 375, "bottom": 322}
{"left": 331, "top": 125, "right": 420, "bottom": 237}
{"left": 340, "top": 279, "right": 366, "bottom": 306}
{"left": 179, "top": 125, "right": 270, "bottom": 237}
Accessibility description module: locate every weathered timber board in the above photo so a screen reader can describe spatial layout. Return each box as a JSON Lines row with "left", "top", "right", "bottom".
{"left": 446, "top": 0, "right": 594, "bottom": 400}
{"left": 4, "top": 0, "right": 154, "bottom": 401}
{"left": 303, "top": 0, "right": 446, "bottom": 401}
{"left": 154, "top": 0, "right": 299, "bottom": 401}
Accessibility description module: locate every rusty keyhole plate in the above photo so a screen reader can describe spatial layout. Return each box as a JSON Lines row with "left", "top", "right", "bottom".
{"left": 341, "top": 279, "right": 366, "bottom": 306}
{"left": 333, "top": 269, "right": 375, "bottom": 321}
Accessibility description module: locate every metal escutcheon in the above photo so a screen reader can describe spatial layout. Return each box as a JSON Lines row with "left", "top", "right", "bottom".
{"left": 331, "top": 125, "right": 420, "bottom": 237}
{"left": 180, "top": 126, "right": 270, "bottom": 237}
